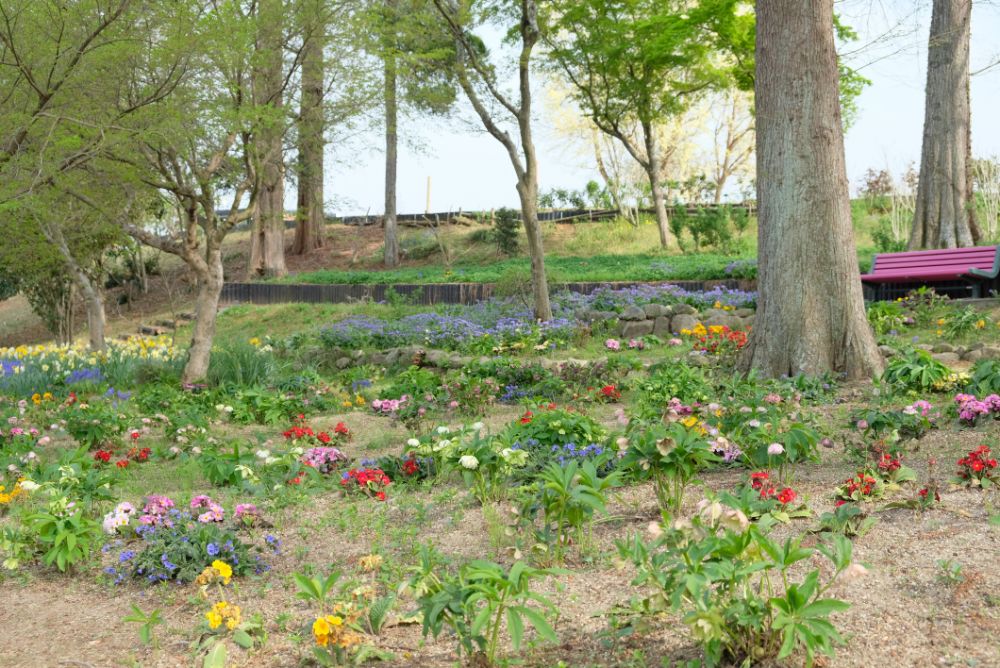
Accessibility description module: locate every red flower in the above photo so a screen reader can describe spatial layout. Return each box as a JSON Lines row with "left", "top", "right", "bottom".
{"left": 403, "top": 459, "right": 419, "bottom": 476}
{"left": 375, "top": 491, "right": 386, "bottom": 501}
{"left": 834, "top": 500, "right": 847, "bottom": 507}
{"left": 334, "top": 422, "right": 350, "bottom": 435}
{"left": 116, "top": 459, "right": 129, "bottom": 468}
{"left": 317, "top": 432, "right": 331, "bottom": 444}
{"left": 776, "top": 488, "right": 796, "bottom": 505}
{"left": 520, "top": 411, "right": 533, "bottom": 424}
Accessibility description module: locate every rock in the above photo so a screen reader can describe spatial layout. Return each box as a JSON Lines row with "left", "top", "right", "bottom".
{"left": 932, "top": 343, "right": 955, "bottom": 353}
{"left": 704, "top": 313, "right": 740, "bottom": 329}
{"left": 955, "top": 346, "right": 968, "bottom": 357}
{"left": 931, "top": 352, "right": 960, "bottom": 364}
{"left": 686, "top": 352, "right": 708, "bottom": 367}
{"left": 878, "top": 345, "right": 897, "bottom": 358}
{"left": 964, "top": 349, "right": 984, "bottom": 362}
{"left": 916, "top": 343, "right": 934, "bottom": 352}
{"left": 670, "top": 314, "right": 701, "bottom": 334}
{"left": 672, "top": 303, "right": 698, "bottom": 316}
{"left": 425, "top": 350, "right": 449, "bottom": 367}
{"left": 981, "top": 345, "right": 1000, "bottom": 360}
{"left": 585, "top": 310, "right": 617, "bottom": 322}
{"left": 701, "top": 308, "right": 729, "bottom": 320}
{"left": 653, "top": 315, "right": 673, "bottom": 337}
{"left": 968, "top": 342, "right": 985, "bottom": 351}
{"left": 370, "top": 352, "right": 387, "bottom": 366}
{"left": 335, "top": 357, "right": 352, "bottom": 369}
{"left": 621, "top": 305, "right": 647, "bottom": 321}
{"left": 384, "top": 349, "right": 400, "bottom": 367}
{"left": 621, "top": 319, "right": 654, "bottom": 339}
{"left": 734, "top": 308, "right": 755, "bottom": 318}
{"left": 643, "top": 303, "right": 672, "bottom": 318}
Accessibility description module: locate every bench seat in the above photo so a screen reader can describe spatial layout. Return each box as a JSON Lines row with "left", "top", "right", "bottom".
{"left": 860, "top": 245, "right": 1000, "bottom": 299}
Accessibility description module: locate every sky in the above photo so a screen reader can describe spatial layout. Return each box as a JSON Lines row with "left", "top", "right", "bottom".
{"left": 318, "top": 1, "right": 1000, "bottom": 216}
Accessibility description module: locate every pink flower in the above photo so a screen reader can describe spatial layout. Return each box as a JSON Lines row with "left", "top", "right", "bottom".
{"left": 605, "top": 339, "right": 621, "bottom": 351}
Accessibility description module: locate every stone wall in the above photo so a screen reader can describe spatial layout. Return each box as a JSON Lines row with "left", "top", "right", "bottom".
{"left": 577, "top": 303, "right": 755, "bottom": 339}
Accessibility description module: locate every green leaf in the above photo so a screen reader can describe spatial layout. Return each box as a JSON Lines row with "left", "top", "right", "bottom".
{"left": 519, "top": 606, "right": 557, "bottom": 644}
{"left": 507, "top": 607, "right": 524, "bottom": 650}
{"left": 203, "top": 642, "right": 227, "bottom": 668}
{"left": 233, "top": 629, "right": 253, "bottom": 649}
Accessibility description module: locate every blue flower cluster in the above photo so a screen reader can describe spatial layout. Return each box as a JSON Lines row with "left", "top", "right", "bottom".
{"left": 65, "top": 367, "right": 103, "bottom": 385}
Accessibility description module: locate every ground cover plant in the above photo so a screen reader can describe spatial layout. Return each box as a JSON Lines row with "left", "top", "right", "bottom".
{"left": 1, "top": 286, "right": 1000, "bottom": 667}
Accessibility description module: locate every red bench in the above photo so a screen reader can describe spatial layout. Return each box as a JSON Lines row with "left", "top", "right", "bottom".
{"left": 860, "top": 245, "right": 1000, "bottom": 300}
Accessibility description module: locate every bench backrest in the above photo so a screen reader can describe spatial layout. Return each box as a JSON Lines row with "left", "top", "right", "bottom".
{"left": 871, "top": 246, "right": 999, "bottom": 274}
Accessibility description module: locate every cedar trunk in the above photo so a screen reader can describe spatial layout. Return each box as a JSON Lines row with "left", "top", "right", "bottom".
{"left": 910, "top": 0, "right": 978, "bottom": 249}
{"left": 740, "top": 0, "right": 883, "bottom": 380}
{"left": 383, "top": 16, "right": 400, "bottom": 268}
{"left": 249, "top": 0, "right": 288, "bottom": 277}
{"left": 293, "top": 7, "right": 326, "bottom": 255}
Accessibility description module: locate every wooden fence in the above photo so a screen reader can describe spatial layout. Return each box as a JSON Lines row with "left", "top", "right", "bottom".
{"left": 220, "top": 279, "right": 755, "bottom": 307}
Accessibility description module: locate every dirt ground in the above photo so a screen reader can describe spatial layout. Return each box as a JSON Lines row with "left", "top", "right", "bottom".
{"left": 1, "top": 401, "right": 999, "bottom": 668}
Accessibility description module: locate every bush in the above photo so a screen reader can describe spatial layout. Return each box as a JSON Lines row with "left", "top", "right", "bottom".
{"left": 881, "top": 349, "right": 950, "bottom": 392}
{"left": 207, "top": 342, "right": 279, "bottom": 388}
{"left": 492, "top": 207, "right": 520, "bottom": 257}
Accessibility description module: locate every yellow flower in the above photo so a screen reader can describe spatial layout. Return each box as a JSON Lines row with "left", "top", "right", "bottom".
{"left": 211, "top": 560, "right": 233, "bottom": 584}
{"left": 681, "top": 416, "right": 699, "bottom": 429}
{"left": 936, "top": 318, "right": 945, "bottom": 326}
{"left": 359, "top": 554, "right": 383, "bottom": 572}
{"left": 206, "top": 601, "right": 241, "bottom": 632}
{"left": 313, "top": 617, "right": 331, "bottom": 646}
{"left": 249, "top": 337, "right": 261, "bottom": 347}
{"left": 936, "top": 329, "right": 943, "bottom": 336}
{"left": 975, "top": 319, "right": 986, "bottom": 330}
{"left": 206, "top": 610, "right": 223, "bottom": 629}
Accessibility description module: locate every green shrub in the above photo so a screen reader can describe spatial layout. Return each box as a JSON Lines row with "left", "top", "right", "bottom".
{"left": 880, "top": 349, "right": 950, "bottom": 392}
{"left": 492, "top": 207, "right": 520, "bottom": 257}
{"left": 207, "top": 342, "right": 279, "bottom": 388}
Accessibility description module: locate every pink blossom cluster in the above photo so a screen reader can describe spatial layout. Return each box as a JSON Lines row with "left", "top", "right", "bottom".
{"left": 903, "top": 399, "right": 934, "bottom": 417}
{"left": 955, "top": 393, "right": 1000, "bottom": 425}
{"left": 191, "top": 495, "right": 224, "bottom": 523}
{"left": 301, "top": 446, "right": 349, "bottom": 474}
{"left": 139, "top": 495, "right": 176, "bottom": 526}
{"left": 234, "top": 503, "right": 262, "bottom": 524}
{"left": 372, "top": 396, "right": 408, "bottom": 414}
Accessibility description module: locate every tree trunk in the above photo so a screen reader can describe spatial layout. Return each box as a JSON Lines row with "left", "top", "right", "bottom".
{"left": 516, "top": 178, "right": 552, "bottom": 321}
{"left": 293, "top": 2, "right": 326, "bottom": 255}
{"left": 909, "top": 0, "right": 978, "bottom": 249}
{"left": 249, "top": 0, "right": 288, "bottom": 277}
{"left": 39, "top": 221, "right": 107, "bottom": 352}
{"left": 383, "top": 10, "right": 400, "bottom": 268}
{"left": 183, "top": 247, "right": 224, "bottom": 384}
{"left": 740, "top": 0, "right": 883, "bottom": 380}
{"left": 642, "top": 121, "right": 670, "bottom": 248}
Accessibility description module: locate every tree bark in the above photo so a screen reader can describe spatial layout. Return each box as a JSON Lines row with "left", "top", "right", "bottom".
{"left": 642, "top": 120, "right": 670, "bottom": 248}
{"left": 383, "top": 3, "right": 400, "bottom": 268}
{"left": 248, "top": 0, "right": 288, "bottom": 277}
{"left": 909, "top": 0, "right": 978, "bottom": 249}
{"left": 516, "top": 177, "right": 552, "bottom": 322}
{"left": 293, "top": 1, "right": 326, "bottom": 255}
{"left": 740, "top": 0, "right": 883, "bottom": 380}
{"left": 183, "top": 246, "right": 224, "bottom": 384}
{"left": 39, "top": 221, "right": 107, "bottom": 352}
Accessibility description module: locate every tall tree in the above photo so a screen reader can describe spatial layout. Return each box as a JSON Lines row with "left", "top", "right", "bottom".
{"left": 545, "top": 0, "right": 744, "bottom": 248}
{"left": 909, "top": 0, "right": 978, "bottom": 249}
{"left": 293, "top": 0, "right": 328, "bottom": 255}
{"left": 431, "top": 0, "right": 551, "bottom": 320}
{"left": 740, "top": 0, "right": 882, "bottom": 379}
{"left": 248, "top": 0, "right": 290, "bottom": 277}
{"left": 374, "top": 0, "right": 456, "bottom": 267}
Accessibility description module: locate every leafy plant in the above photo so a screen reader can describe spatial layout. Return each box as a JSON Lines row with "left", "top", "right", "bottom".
{"left": 123, "top": 604, "right": 164, "bottom": 645}
{"left": 620, "top": 512, "right": 854, "bottom": 667}
{"left": 621, "top": 423, "right": 719, "bottom": 513}
{"left": 27, "top": 498, "right": 101, "bottom": 572}
{"left": 880, "top": 349, "right": 950, "bottom": 392}
{"left": 812, "top": 503, "right": 877, "bottom": 538}
{"left": 414, "top": 554, "right": 563, "bottom": 666}
{"left": 866, "top": 300, "right": 905, "bottom": 336}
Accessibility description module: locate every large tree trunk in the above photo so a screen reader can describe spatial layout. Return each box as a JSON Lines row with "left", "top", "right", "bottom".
{"left": 740, "top": 0, "right": 883, "bottom": 380}
{"left": 183, "top": 247, "right": 224, "bottom": 384}
{"left": 249, "top": 0, "right": 288, "bottom": 277}
{"left": 383, "top": 8, "right": 400, "bottom": 268}
{"left": 642, "top": 121, "right": 670, "bottom": 248}
{"left": 293, "top": 2, "right": 326, "bottom": 255}
{"left": 909, "top": 0, "right": 978, "bottom": 249}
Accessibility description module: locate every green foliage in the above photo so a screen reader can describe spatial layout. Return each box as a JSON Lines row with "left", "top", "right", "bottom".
{"left": 967, "top": 359, "right": 1000, "bottom": 395}
{"left": 123, "top": 521, "right": 257, "bottom": 584}
{"left": 620, "top": 514, "right": 853, "bottom": 667}
{"left": 491, "top": 207, "right": 520, "bottom": 257}
{"left": 27, "top": 499, "right": 101, "bottom": 572}
{"left": 880, "top": 349, "right": 950, "bottom": 392}
{"left": 499, "top": 407, "right": 606, "bottom": 475}
{"left": 942, "top": 306, "right": 987, "bottom": 339}
{"left": 636, "top": 362, "right": 713, "bottom": 415}
{"left": 812, "top": 503, "right": 877, "bottom": 538}
{"left": 621, "top": 423, "right": 718, "bottom": 512}
{"left": 866, "top": 300, "right": 905, "bottom": 336}
{"left": 207, "top": 343, "right": 279, "bottom": 388}
{"left": 123, "top": 604, "right": 165, "bottom": 645}
{"left": 413, "top": 548, "right": 562, "bottom": 666}
{"left": 871, "top": 217, "right": 906, "bottom": 253}
{"left": 198, "top": 442, "right": 256, "bottom": 487}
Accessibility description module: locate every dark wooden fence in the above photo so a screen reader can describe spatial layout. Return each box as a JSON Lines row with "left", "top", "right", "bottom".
{"left": 220, "top": 279, "right": 756, "bottom": 307}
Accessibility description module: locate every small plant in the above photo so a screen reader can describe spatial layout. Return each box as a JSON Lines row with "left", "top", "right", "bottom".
{"left": 620, "top": 509, "right": 855, "bottom": 667}
{"left": 27, "top": 496, "right": 101, "bottom": 572}
{"left": 812, "top": 503, "right": 877, "bottom": 538}
{"left": 936, "top": 559, "right": 965, "bottom": 585}
{"left": 414, "top": 553, "right": 562, "bottom": 666}
{"left": 953, "top": 444, "right": 997, "bottom": 488}
{"left": 123, "top": 604, "right": 164, "bottom": 646}
{"left": 866, "top": 300, "right": 905, "bottom": 336}
{"left": 491, "top": 207, "right": 520, "bottom": 257}
{"left": 621, "top": 422, "right": 719, "bottom": 513}
{"left": 880, "top": 349, "right": 950, "bottom": 392}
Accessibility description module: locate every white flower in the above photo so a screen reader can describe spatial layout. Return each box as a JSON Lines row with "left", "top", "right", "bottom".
{"left": 767, "top": 443, "right": 784, "bottom": 456}
{"left": 459, "top": 455, "right": 479, "bottom": 470}
{"left": 471, "top": 422, "right": 484, "bottom": 431}
{"left": 436, "top": 426, "right": 450, "bottom": 434}
{"left": 19, "top": 480, "right": 39, "bottom": 492}
{"left": 255, "top": 449, "right": 271, "bottom": 459}
{"left": 433, "top": 439, "right": 451, "bottom": 452}
{"left": 407, "top": 438, "right": 420, "bottom": 447}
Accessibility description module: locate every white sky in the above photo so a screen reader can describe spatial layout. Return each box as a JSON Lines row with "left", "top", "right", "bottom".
{"left": 320, "top": 1, "right": 1000, "bottom": 215}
